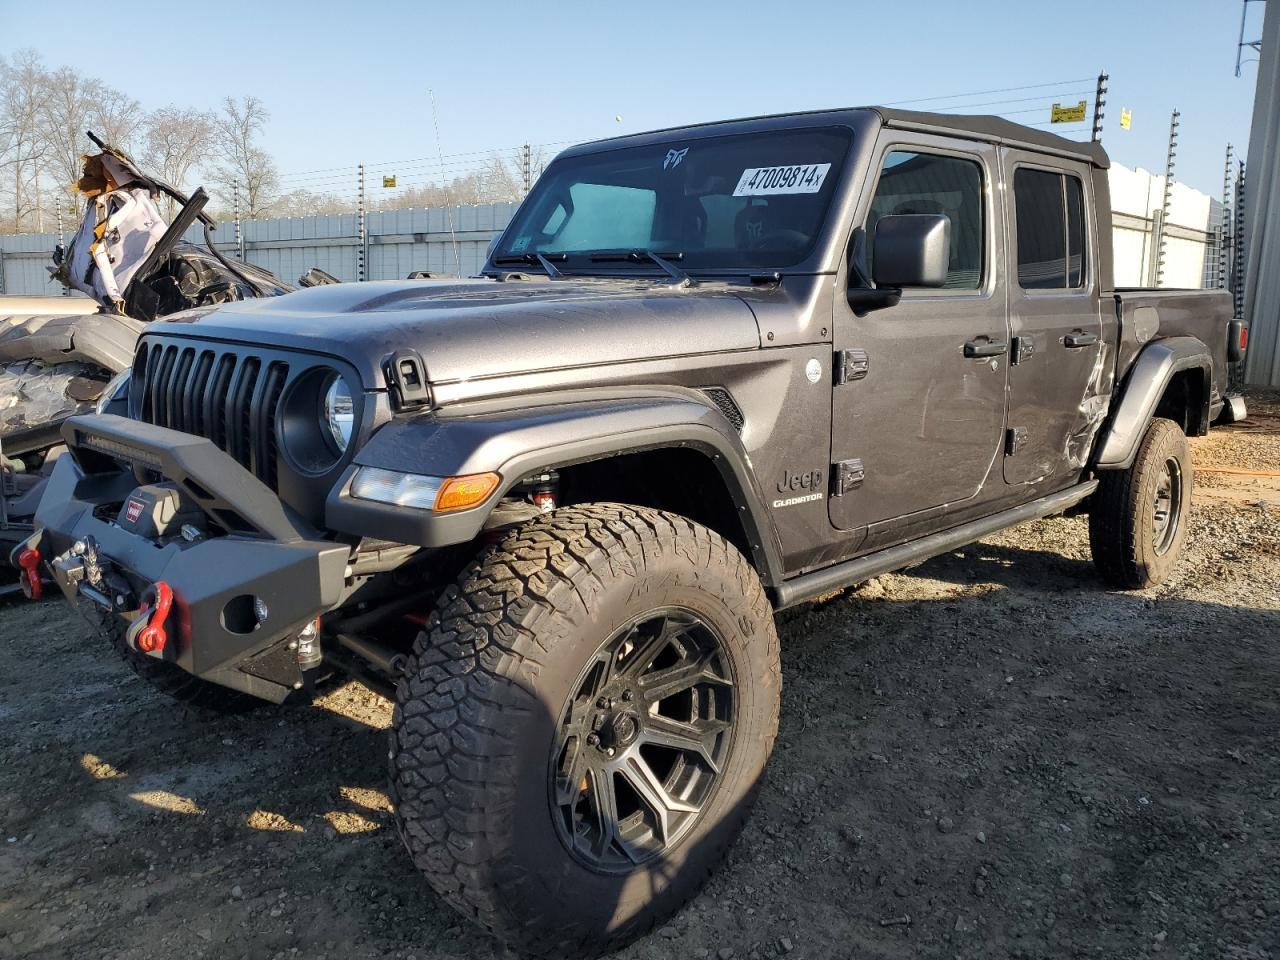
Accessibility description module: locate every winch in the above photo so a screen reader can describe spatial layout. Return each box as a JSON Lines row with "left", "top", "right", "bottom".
{"left": 115, "top": 482, "right": 205, "bottom": 542}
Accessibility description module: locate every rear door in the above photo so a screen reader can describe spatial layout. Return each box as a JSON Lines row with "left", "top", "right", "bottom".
{"left": 1001, "top": 151, "right": 1106, "bottom": 485}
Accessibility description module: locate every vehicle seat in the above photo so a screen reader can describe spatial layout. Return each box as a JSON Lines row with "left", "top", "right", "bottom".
{"left": 734, "top": 200, "right": 773, "bottom": 248}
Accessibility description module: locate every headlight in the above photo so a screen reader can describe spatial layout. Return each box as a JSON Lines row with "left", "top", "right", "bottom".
{"left": 95, "top": 369, "right": 131, "bottom": 414}
{"left": 351, "top": 467, "right": 500, "bottom": 512}
{"left": 322, "top": 374, "right": 355, "bottom": 453}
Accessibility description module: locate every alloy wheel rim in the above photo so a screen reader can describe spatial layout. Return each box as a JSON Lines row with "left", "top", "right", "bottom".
{"left": 549, "top": 607, "right": 736, "bottom": 873}
{"left": 1152, "top": 455, "right": 1183, "bottom": 556}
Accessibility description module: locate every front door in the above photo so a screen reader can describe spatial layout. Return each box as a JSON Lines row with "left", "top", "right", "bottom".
{"left": 829, "top": 133, "right": 1009, "bottom": 546}
{"left": 1000, "top": 151, "right": 1106, "bottom": 485}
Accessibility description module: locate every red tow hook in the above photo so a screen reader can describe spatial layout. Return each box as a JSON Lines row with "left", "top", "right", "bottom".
{"left": 135, "top": 582, "right": 174, "bottom": 653}
{"left": 17, "top": 548, "right": 42, "bottom": 601}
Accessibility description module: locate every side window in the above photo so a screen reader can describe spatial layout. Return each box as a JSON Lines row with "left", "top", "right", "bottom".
{"left": 1014, "top": 168, "right": 1087, "bottom": 290}
{"left": 865, "top": 150, "right": 985, "bottom": 290}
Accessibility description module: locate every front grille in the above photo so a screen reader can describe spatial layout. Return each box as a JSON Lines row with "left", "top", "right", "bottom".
{"left": 134, "top": 341, "right": 289, "bottom": 491}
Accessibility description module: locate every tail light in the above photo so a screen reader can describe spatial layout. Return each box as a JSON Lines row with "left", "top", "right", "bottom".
{"left": 1227, "top": 320, "right": 1248, "bottom": 363}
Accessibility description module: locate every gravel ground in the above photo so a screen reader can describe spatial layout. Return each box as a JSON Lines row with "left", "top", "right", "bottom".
{"left": 1, "top": 394, "right": 1278, "bottom": 960}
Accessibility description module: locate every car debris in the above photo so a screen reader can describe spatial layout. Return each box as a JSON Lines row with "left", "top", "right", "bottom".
{"left": 1, "top": 135, "right": 294, "bottom": 566}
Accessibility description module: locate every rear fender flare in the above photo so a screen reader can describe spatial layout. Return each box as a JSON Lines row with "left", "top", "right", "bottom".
{"left": 324, "top": 389, "right": 785, "bottom": 586}
{"left": 1094, "top": 336, "right": 1212, "bottom": 470}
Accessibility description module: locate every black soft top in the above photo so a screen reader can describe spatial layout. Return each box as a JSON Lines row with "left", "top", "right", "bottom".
{"left": 870, "top": 108, "right": 1109, "bottom": 169}
{"left": 565, "top": 106, "right": 1109, "bottom": 170}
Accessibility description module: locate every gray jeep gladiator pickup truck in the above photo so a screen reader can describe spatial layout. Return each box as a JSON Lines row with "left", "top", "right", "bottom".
{"left": 16, "top": 107, "right": 1247, "bottom": 955}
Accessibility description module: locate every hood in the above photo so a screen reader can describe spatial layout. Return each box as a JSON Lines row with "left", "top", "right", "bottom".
{"left": 150, "top": 278, "right": 763, "bottom": 388}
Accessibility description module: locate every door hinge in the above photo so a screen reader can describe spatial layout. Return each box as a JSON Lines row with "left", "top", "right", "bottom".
{"left": 1012, "top": 336, "right": 1035, "bottom": 365}
{"left": 386, "top": 349, "right": 431, "bottom": 409}
{"left": 832, "top": 458, "right": 865, "bottom": 495}
{"left": 834, "top": 348, "right": 869, "bottom": 384}
{"left": 1006, "top": 426, "right": 1028, "bottom": 456}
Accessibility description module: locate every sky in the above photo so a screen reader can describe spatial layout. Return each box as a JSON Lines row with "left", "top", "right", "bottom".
{"left": 0, "top": 0, "right": 1266, "bottom": 201}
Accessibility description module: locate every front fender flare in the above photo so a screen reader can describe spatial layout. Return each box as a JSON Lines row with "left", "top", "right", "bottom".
{"left": 1094, "top": 336, "right": 1212, "bottom": 470}
{"left": 324, "top": 390, "right": 784, "bottom": 585}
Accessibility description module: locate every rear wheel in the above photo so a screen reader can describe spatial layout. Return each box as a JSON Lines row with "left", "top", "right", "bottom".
{"left": 1089, "top": 417, "right": 1192, "bottom": 589}
{"left": 389, "top": 504, "right": 780, "bottom": 956}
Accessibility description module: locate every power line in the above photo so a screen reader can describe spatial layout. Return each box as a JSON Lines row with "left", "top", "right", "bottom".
{"left": 882, "top": 77, "right": 1095, "bottom": 107}
{"left": 923, "top": 90, "right": 1094, "bottom": 112}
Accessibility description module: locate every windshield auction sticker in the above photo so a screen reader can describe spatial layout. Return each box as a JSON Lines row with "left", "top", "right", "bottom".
{"left": 733, "top": 163, "right": 831, "bottom": 196}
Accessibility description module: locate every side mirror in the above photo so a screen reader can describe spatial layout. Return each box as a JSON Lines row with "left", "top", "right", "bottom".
{"left": 872, "top": 214, "right": 950, "bottom": 288}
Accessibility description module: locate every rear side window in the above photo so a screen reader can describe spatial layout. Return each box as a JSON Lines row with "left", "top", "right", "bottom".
{"left": 866, "top": 151, "right": 985, "bottom": 290}
{"left": 1014, "top": 168, "right": 1087, "bottom": 290}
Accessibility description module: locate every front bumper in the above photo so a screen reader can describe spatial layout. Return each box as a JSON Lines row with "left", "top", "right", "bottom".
{"left": 25, "top": 414, "right": 349, "bottom": 702}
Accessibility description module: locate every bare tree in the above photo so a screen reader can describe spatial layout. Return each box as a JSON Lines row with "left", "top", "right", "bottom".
{"left": 91, "top": 86, "right": 144, "bottom": 154}
{"left": 143, "top": 106, "right": 216, "bottom": 217}
{"left": 0, "top": 50, "right": 51, "bottom": 232}
{"left": 210, "top": 95, "right": 278, "bottom": 218}
{"left": 272, "top": 188, "right": 356, "bottom": 218}
{"left": 481, "top": 155, "right": 522, "bottom": 201}
{"left": 38, "top": 65, "right": 103, "bottom": 215}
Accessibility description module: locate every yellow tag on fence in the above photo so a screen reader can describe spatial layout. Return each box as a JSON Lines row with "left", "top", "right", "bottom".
{"left": 1051, "top": 101, "right": 1088, "bottom": 124}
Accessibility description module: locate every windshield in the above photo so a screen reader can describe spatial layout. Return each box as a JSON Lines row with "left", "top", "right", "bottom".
{"left": 493, "top": 127, "right": 852, "bottom": 274}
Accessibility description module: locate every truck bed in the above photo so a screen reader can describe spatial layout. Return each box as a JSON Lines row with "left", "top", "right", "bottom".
{"left": 1111, "top": 288, "right": 1235, "bottom": 407}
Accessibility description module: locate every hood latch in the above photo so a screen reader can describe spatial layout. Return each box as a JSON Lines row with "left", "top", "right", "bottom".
{"left": 386, "top": 349, "right": 431, "bottom": 410}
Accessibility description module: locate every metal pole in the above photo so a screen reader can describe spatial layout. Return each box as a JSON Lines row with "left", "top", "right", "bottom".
{"left": 427, "top": 89, "right": 461, "bottom": 276}
{"left": 56, "top": 207, "right": 68, "bottom": 295}
{"left": 33, "top": 156, "right": 43, "bottom": 234}
{"left": 232, "top": 182, "right": 244, "bottom": 261}
{"left": 1233, "top": 161, "right": 1247, "bottom": 320}
{"left": 1091, "top": 71, "right": 1108, "bottom": 143}
{"left": 1220, "top": 145, "right": 1234, "bottom": 290}
{"left": 1155, "top": 109, "right": 1180, "bottom": 287}
{"left": 357, "top": 163, "right": 366, "bottom": 282}
{"left": 522, "top": 143, "right": 532, "bottom": 195}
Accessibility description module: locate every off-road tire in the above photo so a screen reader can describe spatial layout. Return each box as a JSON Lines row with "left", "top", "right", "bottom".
{"left": 1089, "top": 417, "right": 1192, "bottom": 589}
{"left": 389, "top": 504, "right": 780, "bottom": 957}
{"left": 99, "top": 611, "right": 263, "bottom": 714}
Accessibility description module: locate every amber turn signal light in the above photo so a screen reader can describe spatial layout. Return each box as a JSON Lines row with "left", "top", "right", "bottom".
{"left": 435, "top": 473, "right": 501, "bottom": 512}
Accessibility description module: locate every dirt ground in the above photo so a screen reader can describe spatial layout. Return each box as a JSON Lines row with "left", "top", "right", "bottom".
{"left": 2, "top": 393, "right": 1278, "bottom": 960}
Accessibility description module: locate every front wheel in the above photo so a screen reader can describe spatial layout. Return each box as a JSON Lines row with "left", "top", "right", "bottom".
{"left": 388, "top": 504, "right": 780, "bottom": 957}
{"left": 1089, "top": 416, "right": 1192, "bottom": 589}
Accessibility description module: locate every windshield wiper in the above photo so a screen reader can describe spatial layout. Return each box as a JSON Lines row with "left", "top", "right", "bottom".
{"left": 491, "top": 252, "right": 567, "bottom": 278}
{"left": 589, "top": 250, "right": 693, "bottom": 286}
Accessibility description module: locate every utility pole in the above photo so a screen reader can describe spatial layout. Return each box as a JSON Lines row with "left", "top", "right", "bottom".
{"left": 521, "top": 143, "right": 533, "bottom": 196}
{"left": 1155, "top": 109, "right": 1180, "bottom": 287}
{"left": 357, "top": 163, "right": 367, "bottom": 282}
{"left": 1237, "top": 0, "right": 1264, "bottom": 76}
{"left": 1091, "top": 71, "right": 1108, "bottom": 143}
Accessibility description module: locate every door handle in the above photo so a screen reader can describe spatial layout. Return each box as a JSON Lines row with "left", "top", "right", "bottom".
{"left": 1064, "top": 332, "right": 1099, "bottom": 348}
{"left": 963, "top": 338, "right": 1008, "bottom": 358}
